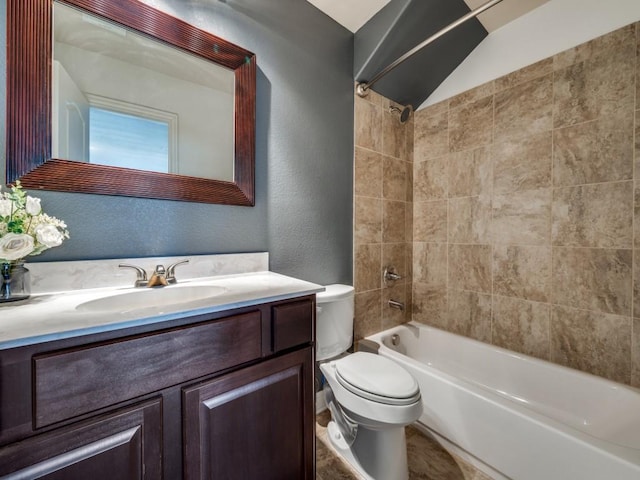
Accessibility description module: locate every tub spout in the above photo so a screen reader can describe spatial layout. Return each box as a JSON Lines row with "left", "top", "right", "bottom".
{"left": 388, "top": 299, "right": 404, "bottom": 311}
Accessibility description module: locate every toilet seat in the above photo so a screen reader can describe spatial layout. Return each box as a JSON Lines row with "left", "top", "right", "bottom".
{"left": 333, "top": 352, "right": 420, "bottom": 406}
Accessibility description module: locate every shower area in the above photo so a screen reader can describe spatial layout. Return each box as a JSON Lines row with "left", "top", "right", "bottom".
{"left": 352, "top": 0, "right": 498, "bottom": 342}
{"left": 353, "top": 2, "right": 640, "bottom": 388}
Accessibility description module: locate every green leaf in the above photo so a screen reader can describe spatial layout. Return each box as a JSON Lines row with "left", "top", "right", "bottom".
{"left": 7, "top": 220, "right": 24, "bottom": 233}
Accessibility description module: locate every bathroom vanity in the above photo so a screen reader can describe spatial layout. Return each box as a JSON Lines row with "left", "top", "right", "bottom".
{"left": 0, "top": 255, "right": 320, "bottom": 479}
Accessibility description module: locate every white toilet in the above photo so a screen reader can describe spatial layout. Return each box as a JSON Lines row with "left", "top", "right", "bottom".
{"left": 316, "top": 284, "right": 422, "bottom": 480}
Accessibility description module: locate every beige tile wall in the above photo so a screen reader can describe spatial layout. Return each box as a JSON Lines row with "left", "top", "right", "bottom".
{"left": 353, "top": 89, "right": 414, "bottom": 341}
{"left": 412, "top": 22, "right": 640, "bottom": 386}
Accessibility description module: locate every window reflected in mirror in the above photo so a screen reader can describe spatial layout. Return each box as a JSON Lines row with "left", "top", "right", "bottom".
{"left": 89, "top": 106, "right": 172, "bottom": 173}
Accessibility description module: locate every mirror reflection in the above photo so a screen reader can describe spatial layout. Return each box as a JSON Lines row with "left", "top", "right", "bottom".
{"left": 52, "top": 2, "right": 236, "bottom": 181}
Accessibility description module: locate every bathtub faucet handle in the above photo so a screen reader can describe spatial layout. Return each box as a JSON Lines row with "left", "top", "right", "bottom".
{"left": 384, "top": 266, "right": 402, "bottom": 285}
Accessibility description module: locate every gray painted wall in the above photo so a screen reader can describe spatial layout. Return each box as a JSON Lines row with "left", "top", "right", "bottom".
{"left": 0, "top": 0, "right": 354, "bottom": 286}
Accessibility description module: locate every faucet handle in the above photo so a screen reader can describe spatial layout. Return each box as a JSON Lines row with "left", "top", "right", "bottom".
{"left": 383, "top": 266, "right": 402, "bottom": 286}
{"left": 166, "top": 259, "right": 189, "bottom": 285}
{"left": 119, "top": 263, "right": 148, "bottom": 287}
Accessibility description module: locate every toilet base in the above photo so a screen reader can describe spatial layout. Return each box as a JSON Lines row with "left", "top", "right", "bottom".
{"left": 326, "top": 420, "right": 410, "bottom": 480}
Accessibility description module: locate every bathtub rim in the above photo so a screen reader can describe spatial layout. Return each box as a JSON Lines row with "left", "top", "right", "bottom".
{"left": 369, "top": 320, "right": 640, "bottom": 394}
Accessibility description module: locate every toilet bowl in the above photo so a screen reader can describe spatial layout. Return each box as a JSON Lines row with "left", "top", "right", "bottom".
{"left": 316, "top": 285, "right": 422, "bottom": 480}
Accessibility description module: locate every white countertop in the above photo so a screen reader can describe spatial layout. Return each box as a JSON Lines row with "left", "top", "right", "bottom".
{"left": 0, "top": 271, "right": 324, "bottom": 350}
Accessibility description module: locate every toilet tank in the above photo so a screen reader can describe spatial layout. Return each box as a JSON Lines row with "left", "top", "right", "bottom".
{"left": 316, "top": 284, "right": 354, "bottom": 361}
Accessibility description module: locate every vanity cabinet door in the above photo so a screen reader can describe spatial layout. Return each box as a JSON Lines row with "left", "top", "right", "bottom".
{"left": 0, "top": 399, "right": 162, "bottom": 479}
{"left": 183, "top": 346, "right": 315, "bottom": 480}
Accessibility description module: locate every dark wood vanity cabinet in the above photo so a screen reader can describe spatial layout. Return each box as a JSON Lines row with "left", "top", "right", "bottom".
{"left": 0, "top": 295, "right": 316, "bottom": 479}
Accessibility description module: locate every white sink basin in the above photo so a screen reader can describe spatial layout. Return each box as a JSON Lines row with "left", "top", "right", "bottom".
{"left": 76, "top": 284, "right": 228, "bottom": 313}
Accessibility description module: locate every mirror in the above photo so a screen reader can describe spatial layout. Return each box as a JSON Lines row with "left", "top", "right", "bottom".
{"left": 6, "top": 0, "right": 256, "bottom": 205}
{"left": 53, "top": 2, "right": 236, "bottom": 181}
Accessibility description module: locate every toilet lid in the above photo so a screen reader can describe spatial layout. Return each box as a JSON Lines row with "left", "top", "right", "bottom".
{"left": 334, "top": 352, "right": 420, "bottom": 406}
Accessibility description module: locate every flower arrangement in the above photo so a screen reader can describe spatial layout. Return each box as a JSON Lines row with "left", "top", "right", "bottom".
{"left": 0, "top": 182, "right": 69, "bottom": 263}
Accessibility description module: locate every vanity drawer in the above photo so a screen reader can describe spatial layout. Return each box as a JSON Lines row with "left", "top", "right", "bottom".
{"left": 33, "top": 311, "right": 262, "bottom": 428}
{"left": 272, "top": 299, "right": 314, "bottom": 353}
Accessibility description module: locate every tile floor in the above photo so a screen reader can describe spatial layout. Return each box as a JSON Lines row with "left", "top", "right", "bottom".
{"left": 316, "top": 411, "right": 495, "bottom": 480}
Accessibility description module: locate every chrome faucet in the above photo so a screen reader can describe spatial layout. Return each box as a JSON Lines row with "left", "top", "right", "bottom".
{"left": 119, "top": 259, "right": 189, "bottom": 288}
{"left": 383, "top": 266, "right": 402, "bottom": 286}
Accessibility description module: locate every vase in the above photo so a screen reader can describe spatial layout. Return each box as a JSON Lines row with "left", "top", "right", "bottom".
{"left": 0, "top": 262, "right": 31, "bottom": 303}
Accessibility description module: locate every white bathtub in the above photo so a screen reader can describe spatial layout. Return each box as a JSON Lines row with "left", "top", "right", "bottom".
{"left": 366, "top": 322, "right": 640, "bottom": 480}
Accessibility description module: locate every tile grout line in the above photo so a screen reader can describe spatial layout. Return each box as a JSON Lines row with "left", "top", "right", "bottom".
{"left": 446, "top": 97, "right": 451, "bottom": 325}
{"left": 490, "top": 83, "right": 496, "bottom": 346}
{"left": 550, "top": 64, "right": 556, "bottom": 363}
{"left": 632, "top": 24, "right": 638, "bottom": 385}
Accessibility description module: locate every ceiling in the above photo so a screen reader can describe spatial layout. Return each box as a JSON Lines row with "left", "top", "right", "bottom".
{"left": 306, "top": 0, "right": 550, "bottom": 33}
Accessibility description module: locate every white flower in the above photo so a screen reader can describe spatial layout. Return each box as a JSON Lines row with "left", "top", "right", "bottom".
{"left": 0, "top": 233, "right": 35, "bottom": 261}
{"left": 35, "top": 224, "right": 65, "bottom": 248}
{"left": 0, "top": 199, "right": 11, "bottom": 217}
{"left": 37, "top": 213, "right": 67, "bottom": 230}
{"left": 25, "top": 196, "right": 42, "bottom": 215}
{"left": 0, "top": 183, "right": 68, "bottom": 260}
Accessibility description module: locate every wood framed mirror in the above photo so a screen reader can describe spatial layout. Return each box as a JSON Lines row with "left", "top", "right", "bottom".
{"left": 6, "top": 0, "right": 256, "bottom": 205}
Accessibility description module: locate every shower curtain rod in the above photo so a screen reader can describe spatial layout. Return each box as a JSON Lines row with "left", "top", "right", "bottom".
{"left": 356, "top": 0, "right": 505, "bottom": 98}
